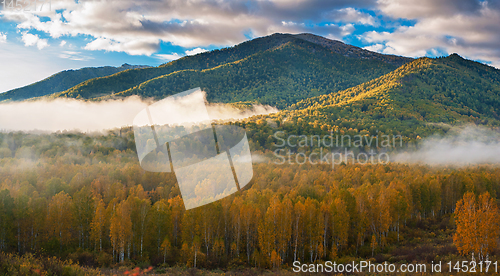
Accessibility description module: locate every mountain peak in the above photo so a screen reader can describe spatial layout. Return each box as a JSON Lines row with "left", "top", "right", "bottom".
{"left": 442, "top": 52, "right": 498, "bottom": 70}
{"left": 288, "top": 52, "right": 500, "bottom": 137}
{"left": 294, "top": 33, "right": 343, "bottom": 43}
{"left": 289, "top": 33, "right": 412, "bottom": 67}
{"left": 447, "top": 53, "right": 464, "bottom": 60}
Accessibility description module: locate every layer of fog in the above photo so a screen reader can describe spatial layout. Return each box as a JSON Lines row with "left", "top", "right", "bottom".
{"left": 0, "top": 94, "right": 278, "bottom": 132}
{"left": 393, "top": 125, "right": 500, "bottom": 166}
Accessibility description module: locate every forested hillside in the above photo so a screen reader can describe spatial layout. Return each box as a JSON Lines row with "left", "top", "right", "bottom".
{"left": 51, "top": 33, "right": 409, "bottom": 107}
{"left": 105, "top": 41, "right": 400, "bottom": 108}
{"left": 0, "top": 64, "right": 149, "bottom": 102}
{"left": 268, "top": 54, "right": 500, "bottom": 139}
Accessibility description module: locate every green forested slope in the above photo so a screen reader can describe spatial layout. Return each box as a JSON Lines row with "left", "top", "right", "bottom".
{"left": 53, "top": 33, "right": 409, "bottom": 106}
{"left": 103, "top": 40, "right": 400, "bottom": 108}
{"left": 0, "top": 64, "right": 148, "bottom": 102}
{"left": 53, "top": 34, "right": 297, "bottom": 100}
{"left": 266, "top": 54, "right": 500, "bottom": 139}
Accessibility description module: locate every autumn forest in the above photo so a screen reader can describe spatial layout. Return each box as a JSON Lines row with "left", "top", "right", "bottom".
{"left": 0, "top": 130, "right": 499, "bottom": 274}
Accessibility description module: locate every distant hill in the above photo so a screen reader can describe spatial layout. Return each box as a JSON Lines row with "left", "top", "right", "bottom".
{"left": 52, "top": 33, "right": 411, "bottom": 108}
{"left": 0, "top": 64, "right": 149, "bottom": 102}
{"left": 272, "top": 54, "right": 500, "bottom": 139}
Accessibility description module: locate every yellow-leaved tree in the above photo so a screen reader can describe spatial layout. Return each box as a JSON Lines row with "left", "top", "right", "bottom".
{"left": 454, "top": 192, "right": 500, "bottom": 260}
{"left": 90, "top": 198, "right": 106, "bottom": 252}
{"left": 47, "top": 191, "right": 73, "bottom": 251}
{"left": 109, "top": 200, "right": 132, "bottom": 263}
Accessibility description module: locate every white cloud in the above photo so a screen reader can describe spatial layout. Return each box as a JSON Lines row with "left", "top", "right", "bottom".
{"left": 0, "top": 97, "right": 148, "bottom": 132}
{"left": 60, "top": 40, "right": 66, "bottom": 47}
{"left": 327, "top": 7, "right": 377, "bottom": 26}
{"left": 185, "top": 48, "right": 208, "bottom": 56}
{"left": 156, "top": 53, "right": 183, "bottom": 61}
{"left": 156, "top": 48, "right": 209, "bottom": 61}
{"left": 363, "top": 1, "right": 500, "bottom": 68}
{"left": 362, "top": 30, "right": 429, "bottom": 57}
{"left": 3, "top": 0, "right": 500, "bottom": 68}
{"left": 362, "top": 43, "right": 384, "bottom": 52}
{"left": 84, "top": 37, "right": 159, "bottom": 56}
{"left": 0, "top": 32, "right": 6, "bottom": 43}
{"left": 281, "top": 21, "right": 305, "bottom": 28}
{"left": 21, "top": 32, "right": 49, "bottom": 49}
{"left": 377, "top": 0, "right": 482, "bottom": 20}
{"left": 340, "top": 23, "right": 355, "bottom": 37}
{"left": 6, "top": 1, "right": 259, "bottom": 53}
{"left": 155, "top": 47, "right": 209, "bottom": 61}
{"left": 394, "top": 126, "right": 500, "bottom": 166}
{"left": 21, "top": 33, "right": 38, "bottom": 46}
{"left": 4, "top": 0, "right": 360, "bottom": 56}
{"left": 0, "top": 95, "right": 278, "bottom": 132}
{"left": 58, "top": 51, "right": 93, "bottom": 61}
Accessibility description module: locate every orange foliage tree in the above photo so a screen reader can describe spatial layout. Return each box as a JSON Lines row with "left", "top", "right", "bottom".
{"left": 454, "top": 192, "right": 500, "bottom": 260}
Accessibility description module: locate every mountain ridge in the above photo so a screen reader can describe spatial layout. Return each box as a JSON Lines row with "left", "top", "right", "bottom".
{"left": 0, "top": 63, "right": 149, "bottom": 102}
{"left": 3, "top": 33, "right": 413, "bottom": 103}
{"left": 269, "top": 53, "right": 500, "bottom": 139}
{"left": 67, "top": 37, "right": 404, "bottom": 108}
{"left": 50, "top": 33, "right": 411, "bottom": 107}
{"left": 293, "top": 33, "right": 412, "bottom": 66}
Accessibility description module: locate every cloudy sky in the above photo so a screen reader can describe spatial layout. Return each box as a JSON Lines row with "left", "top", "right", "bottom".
{"left": 1, "top": 0, "right": 499, "bottom": 92}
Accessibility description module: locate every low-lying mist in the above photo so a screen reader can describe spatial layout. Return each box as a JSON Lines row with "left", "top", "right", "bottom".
{"left": 0, "top": 94, "right": 278, "bottom": 132}
{"left": 394, "top": 125, "right": 500, "bottom": 166}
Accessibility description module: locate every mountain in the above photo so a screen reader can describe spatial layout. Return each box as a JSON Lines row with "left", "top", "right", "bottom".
{"left": 51, "top": 33, "right": 411, "bottom": 108}
{"left": 293, "top": 33, "right": 412, "bottom": 66}
{"left": 0, "top": 63, "right": 149, "bottom": 102}
{"left": 271, "top": 54, "right": 500, "bottom": 139}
